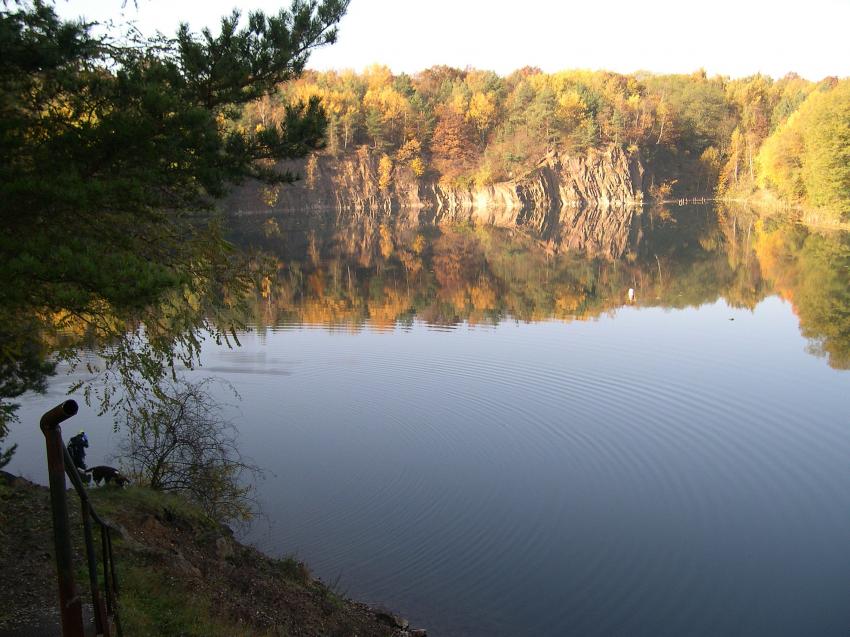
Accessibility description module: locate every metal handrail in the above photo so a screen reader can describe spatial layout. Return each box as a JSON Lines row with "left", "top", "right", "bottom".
{"left": 41, "top": 400, "right": 122, "bottom": 637}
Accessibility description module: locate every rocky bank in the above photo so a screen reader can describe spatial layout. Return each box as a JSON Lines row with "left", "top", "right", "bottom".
{"left": 0, "top": 471, "right": 423, "bottom": 637}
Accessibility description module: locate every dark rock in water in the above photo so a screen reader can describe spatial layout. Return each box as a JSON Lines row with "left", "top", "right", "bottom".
{"left": 408, "top": 629, "right": 427, "bottom": 637}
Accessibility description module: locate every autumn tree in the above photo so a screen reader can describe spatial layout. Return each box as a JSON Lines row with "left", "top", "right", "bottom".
{"left": 378, "top": 154, "right": 394, "bottom": 190}
{"left": 431, "top": 105, "right": 479, "bottom": 180}
{"left": 799, "top": 81, "right": 850, "bottom": 214}
{"left": 468, "top": 91, "right": 498, "bottom": 141}
{"left": 758, "top": 80, "right": 850, "bottom": 217}
{"left": 397, "top": 138, "right": 425, "bottom": 176}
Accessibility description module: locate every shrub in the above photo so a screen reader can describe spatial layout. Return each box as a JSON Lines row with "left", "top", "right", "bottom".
{"left": 117, "top": 378, "right": 261, "bottom": 523}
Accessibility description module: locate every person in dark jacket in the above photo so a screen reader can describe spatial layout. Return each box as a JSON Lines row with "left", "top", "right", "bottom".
{"left": 67, "top": 430, "right": 88, "bottom": 471}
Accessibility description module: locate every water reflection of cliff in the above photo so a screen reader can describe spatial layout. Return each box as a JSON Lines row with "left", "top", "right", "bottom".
{"left": 228, "top": 204, "right": 850, "bottom": 370}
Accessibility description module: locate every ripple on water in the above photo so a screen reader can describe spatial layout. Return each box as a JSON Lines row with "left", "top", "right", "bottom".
{"left": 234, "top": 313, "right": 850, "bottom": 636}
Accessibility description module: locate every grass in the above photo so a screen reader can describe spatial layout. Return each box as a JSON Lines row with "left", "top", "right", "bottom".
{"left": 1, "top": 478, "right": 395, "bottom": 637}
{"left": 275, "top": 555, "right": 311, "bottom": 585}
{"left": 89, "top": 486, "right": 212, "bottom": 527}
{"left": 117, "top": 564, "right": 262, "bottom": 637}
{"left": 85, "top": 486, "right": 312, "bottom": 636}
{"left": 84, "top": 487, "right": 249, "bottom": 636}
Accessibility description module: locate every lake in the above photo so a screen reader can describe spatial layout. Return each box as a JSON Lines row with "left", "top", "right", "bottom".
{"left": 9, "top": 204, "right": 850, "bottom": 636}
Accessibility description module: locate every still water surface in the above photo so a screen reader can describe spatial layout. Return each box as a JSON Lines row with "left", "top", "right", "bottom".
{"left": 10, "top": 205, "right": 850, "bottom": 636}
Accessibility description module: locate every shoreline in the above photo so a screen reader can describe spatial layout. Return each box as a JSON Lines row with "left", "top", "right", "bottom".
{"left": 0, "top": 471, "right": 426, "bottom": 637}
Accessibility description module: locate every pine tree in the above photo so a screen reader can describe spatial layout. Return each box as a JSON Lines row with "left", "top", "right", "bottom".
{"left": 0, "top": 0, "right": 348, "bottom": 462}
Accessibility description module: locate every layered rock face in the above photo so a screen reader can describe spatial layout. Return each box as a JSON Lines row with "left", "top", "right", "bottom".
{"left": 225, "top": 145, "right": 646, "bottom": 258}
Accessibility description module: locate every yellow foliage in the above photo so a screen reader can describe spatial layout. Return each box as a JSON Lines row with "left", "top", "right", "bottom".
{"left": 718, "top": 127, "right": 745, "bottom": 193}
{"left": 469, "top": 281, "right": 497, "bottom": 310}
{"left": 757, "top": 80, "right": 850, "bottom": 216}
{"left": 396, "top": 139, "right": 421, "bottom": 162}
{"left": 378, "top": 154, "right": 393, "bottom": 190}
{"left": 364, "top": 64, "right": 394, "bottom": 91}
{"left": 444, "top": 288, "right": 468, "bottom": 311}
{"left": 468, "top": 92, "right": 496, "bottom": 134}
{"left": 410, "top": 157, "right": 425, "bottom": 177}
{"left": 753, "top": 221, "right": 795, "bottom": 301}
{"left": 368, "top": 287, "right": 410, "bottom": 327}
{"left": 757, "top": 116, "right": 804, "bottom": 198}
{"left": 308, "top": 232, "right": 321, "bottom": 266}
{"left": 554, "top": 285, "right": 586, "bottom": 316}
{"left": 306, "top": 153, "right": 319, "bottom": 189}
{"left": 449, "top": 88, "right": 468, "bottom": 115}
{"left": 397, "top": 139, "right": 425, "bottom": 177}
{"left": 262, "top": 185, "right": 281, "bottom": 208}
{"left": 557, "top": 90, "right": 585, "bottom": 128}
{"left": 364, "top": 86, "right": 412, "bottom": 128}
{"left": 379, "top": 223, "right": 394, "bottom": 258}
{"left": 398, "top": 249, "right": 422, "bottom": 274}
{"left": 263, "top": 218, "right": 281, "bottom": 238}
{"left": 700, "top": 146, "right": 721, "bottom": 171}
{"left": 307, "top": 271, "right": 325, "bottom": 297}
{"left": 473, "top": 163, "right": 494, "bottom": 188}
{"left": 298, "top": 296, "right": 357, "bottom": 326}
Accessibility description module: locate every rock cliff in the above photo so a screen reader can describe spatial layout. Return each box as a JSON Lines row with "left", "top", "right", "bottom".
{"left": 225, "top": 145, "right": 646, "bottom": 258}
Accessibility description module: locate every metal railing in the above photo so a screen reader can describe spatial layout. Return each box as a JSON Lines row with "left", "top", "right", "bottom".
{"left": 41, "top": 400, "right": 122, "bottom": 637}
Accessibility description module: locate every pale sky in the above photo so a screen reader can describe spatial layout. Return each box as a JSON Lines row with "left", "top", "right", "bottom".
{"left": 56, "top": 0, "right": 850, "bottom": 80}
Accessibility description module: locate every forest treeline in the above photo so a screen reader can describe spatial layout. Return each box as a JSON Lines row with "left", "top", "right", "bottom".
{"left": 241, "top": 66, "right": 849, "bottom": 219}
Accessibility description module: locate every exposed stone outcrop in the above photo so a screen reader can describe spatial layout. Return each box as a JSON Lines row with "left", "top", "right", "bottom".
{"left": 230, "top": 145, "right": 642, "bottom": 212}
{"left": 225, "top": 145, "right": 646, "bottom": 258}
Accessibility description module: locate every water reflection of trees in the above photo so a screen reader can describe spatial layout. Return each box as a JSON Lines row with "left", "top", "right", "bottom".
{"left": 231, "top": 205, "right": 850, "bottom": 369}
{"left": 754, "top": 218, "right": 850, "bottom": 369}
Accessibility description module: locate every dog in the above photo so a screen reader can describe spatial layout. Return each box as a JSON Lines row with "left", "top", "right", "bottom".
{"left": 85, "top": 465, "right": 130, "bottom": 487}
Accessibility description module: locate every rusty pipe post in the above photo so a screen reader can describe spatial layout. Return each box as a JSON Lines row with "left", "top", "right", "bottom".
{"left": 106, "top": 528, "right": 123, "bottom": 637}
{"left": 40, "top": 400, "right": 85, "bottom": 637}
{"left": 107, "top": 528, "right": 120, "bottom": 597}
{"left": 101, "top": 525, "right": 113, "bottom": 615}
{"left": 82, "top": 498, "right": 110, "bottom": 637}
